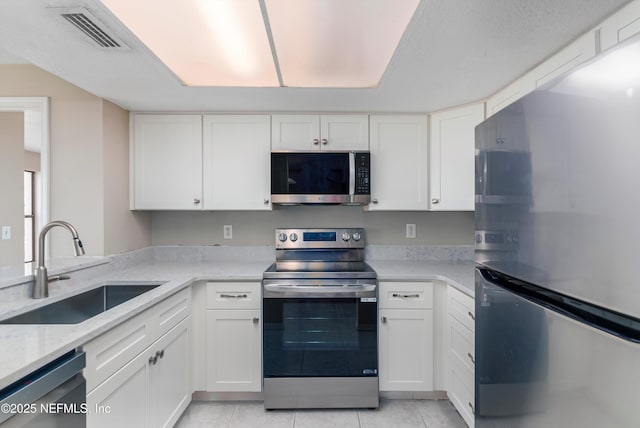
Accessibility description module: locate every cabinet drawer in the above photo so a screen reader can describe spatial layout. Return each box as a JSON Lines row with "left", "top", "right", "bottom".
{"left": 379, "top": 282, "right": 433, "bottom": 309}
{"left": 154, "top": 288, "right": 191, "bottom": 338}
{"left": 447, "top": 286, "right": 475, "bottom": 332}
{"left": 449, "top": 315, "right": 475, "bottom": 373}
{"left": 84, "top": 310, "right": 153, "bottom": 392}
{"left": 206, "top": 282, "right": 261, "bottom": 309}
{"left": 448, "top": 356, "right": 475, "bottom": 428}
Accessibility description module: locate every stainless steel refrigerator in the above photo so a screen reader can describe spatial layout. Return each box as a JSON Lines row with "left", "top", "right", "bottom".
{"left": 475, "top": 35, "right": 640, "bottom": 427}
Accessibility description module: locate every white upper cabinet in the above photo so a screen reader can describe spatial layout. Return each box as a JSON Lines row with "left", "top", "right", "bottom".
{"left": 529, "top": 32, "right": 596, "bottom": 89}
{"left": 131, "top": 114, "right": 202, "bottom": 210}
{"left": 487, "top": 32, "right": 597, "bottom": 117}
{"left": 271, "top": 114, "right": 369, "bottom": 151}
{"left": 429, "top": 103, "right": 485, "bottom": 211}
{"left": 600, "top": 0, "right": 640, "bottom": 52}
{"left": 368, "top": 115, "right": 429, "bottom": 210}
{"left": 202, "top": 115, "right": 271, "bottom": 210}
{"left": 486, "top": 76, "right": 535, "bottom": 118}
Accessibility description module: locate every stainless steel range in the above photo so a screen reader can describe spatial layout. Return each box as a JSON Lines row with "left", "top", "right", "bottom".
{"left": 262, "top": 228, "right": 378, "bottom": 409}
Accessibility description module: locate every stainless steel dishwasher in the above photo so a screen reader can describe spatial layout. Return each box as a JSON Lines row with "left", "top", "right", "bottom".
{"left": 0, "top": 350, "right": 86, "bottom": 427}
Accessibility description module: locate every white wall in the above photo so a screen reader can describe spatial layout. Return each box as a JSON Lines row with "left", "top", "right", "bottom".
{"left": 102, "top": 100, "right": 152, "bottom": 255}
{"left": 151, "top": 208, "right": 474, "bottom": 246}
{"left": 0, "top": 64, "right": 152, "bottom": 258}
{"left": 0, "top": 112, "right": 24, "bottom": 265}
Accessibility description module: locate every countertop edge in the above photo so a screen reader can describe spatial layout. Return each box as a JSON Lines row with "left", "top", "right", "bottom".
{"left": 0, "top": 272, "right": 266, "bottom": 390}
{"left": 0, "top": 259, "right": 474, "bottom": 390}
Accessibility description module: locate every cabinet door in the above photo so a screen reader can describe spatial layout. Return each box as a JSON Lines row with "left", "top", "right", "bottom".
{"left": 530, "top": 32, "right": 596, "bottom": 89}
{"left": 86, "top": 349, "right": 150, "bottom": 428}
{"left": 132, "top": 114, "right": 203, "bottom": 210}
{"left": 202, "top": 115, "right": 271, "bottom": 210}
{"left": 487, "top": 32, "right": 596, "bottom": 118}
{"left": 368, "top": 115, "right": 429, "bottom": 210}
{"left": 448, "top": 353, "right": 475, "bottom": 428}
{"left": 429, "top": 104, "right": 484, "bottom": 211}
{"left": 486, "top": 77, "right": 535, "bottom": 117}
{"left": 320, "top": 115, "right": 369, "bottom": 150}
{"left": 271, "top": 115, "right": 320, "bottom": 151}
{"left": 150, "top": 317, "right": 191, "bottom": 428}
{"left": 600, "top": 0, "right": 640, "bottom": 52}
{"left": 379, "top": 308, "right": 433, "bottom": 391}
{"left": 206, "top": 309, "right": 262, "bottom": 392}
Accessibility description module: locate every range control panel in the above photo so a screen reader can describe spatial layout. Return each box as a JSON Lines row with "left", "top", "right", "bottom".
{"left": 275, "top": 228, "right": 366, "bottom": 249}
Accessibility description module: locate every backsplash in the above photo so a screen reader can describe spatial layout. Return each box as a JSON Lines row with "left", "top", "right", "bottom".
{"left": 366, "top": 245, "right": 473, "bottom": 262}
{"left": 0, "top": 244, "right": 472, "bottom": 308}
{"left": 152, "top": 245, "right": 274, "bottom": 263}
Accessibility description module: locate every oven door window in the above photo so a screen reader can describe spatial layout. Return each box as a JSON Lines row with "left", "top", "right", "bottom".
{"left": 263, "top": 297, "right": 378, "bottom": 377}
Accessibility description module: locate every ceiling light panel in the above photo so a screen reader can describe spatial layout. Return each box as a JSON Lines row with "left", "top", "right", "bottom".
{"left": 265, "top": 0, "right": 420, "bottom": 88}
{"left": 100, "top": 0, "right": 279, "bottom": 87}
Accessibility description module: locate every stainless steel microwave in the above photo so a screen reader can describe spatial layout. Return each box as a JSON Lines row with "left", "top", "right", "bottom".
{"left": 271, "top": 151, "right": 371, "bottom": 205}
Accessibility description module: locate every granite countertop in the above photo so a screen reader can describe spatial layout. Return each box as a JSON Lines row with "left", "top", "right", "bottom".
{"left": 0, "top": 259, "right": 271, "bottom": 391}
{"left": 368, "top": 260, "right": 475, "bottom": 296}
{"left": 0, "top": 254, "right": 474, "bottom": 391}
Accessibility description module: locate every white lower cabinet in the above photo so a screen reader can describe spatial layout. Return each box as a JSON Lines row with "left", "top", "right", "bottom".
{"left": 205, "top": 282, "right": 262, "bottom": 392}
{"left": 85, "top": 289, "right": 192, "bottom": 428}
{"left": 446, "top": 286, "right": 475, "bottom": 428}
{"left": 149, "top": 318, "right": 191, "bottom": 428}
{"left": 86, "top": 347, "right": 149, "bottom": 427}
{"left": 378, "top": 282, "right": 434, "bottom": 391}
{"left": 87, "top": 316, "right": 191, "bottom": 428}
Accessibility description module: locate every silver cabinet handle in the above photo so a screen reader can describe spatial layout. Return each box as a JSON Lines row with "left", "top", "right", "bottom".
{"left": 381, "top": 316, "right": 387, "bottom": 323}
{"left": 193, "top": 198, "right": 201, "bottom": 204}
{"left": 321, "top": 138, "right": 328, "bottom": 145}
{"left": 372, "top": 199, "right": 378, "bottom": 204}
{"left": 157, "top": 350, "right": 165, "bottom": 360}
{"left": 468, "top": 311, "right": 475, "bottom": 321}
{"left": 253, "top": 317, "right": 259, "bottom": 324}
{"left": 431, "top": 198, "right": 439, "bottom": 204}
{"left": 220, "top": 293, "right": 248, "bottom": 299}
{"left": 264, "top": 199, "right": 269, "bottom": 204}
{"left": 149, "top": 355, "right": 157, "bottom": 366}
{"left": 468, "top": 352, "right": 475, "bottom": 364}
{"left": 313, "top": 138, "right": 319, "bottom": 145}
{"left": 469, "top": 402, "right": 475, "bottom": 414}
{"left": 392, "top": 293, "right": 420, "bottom": 299}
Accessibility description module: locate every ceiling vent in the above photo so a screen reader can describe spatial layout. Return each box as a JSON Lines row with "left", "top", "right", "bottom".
{"left": 52, "top": 7, "right": 129, "bottom": 50}
{"left": 62, "top": 13, "right": 120, "bottom": 48}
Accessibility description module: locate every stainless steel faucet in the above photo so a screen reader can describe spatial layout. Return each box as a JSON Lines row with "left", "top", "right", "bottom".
{"left": 33, "top": 220, "right": 85, "bottom": 299}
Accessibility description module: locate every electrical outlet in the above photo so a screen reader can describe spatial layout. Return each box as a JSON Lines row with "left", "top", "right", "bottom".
{"left": 406, "top": 224, "right": 416, "bottom": 239}
{"left": 1, "top": 226, "right": 10, "bottom": 240}
{"left": 223, "top": 225, "right": 233, "bottom": 240}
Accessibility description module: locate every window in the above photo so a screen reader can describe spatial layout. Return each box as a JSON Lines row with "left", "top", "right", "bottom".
{"left": 24, "top": 170, "right": 35, "bottom": 263}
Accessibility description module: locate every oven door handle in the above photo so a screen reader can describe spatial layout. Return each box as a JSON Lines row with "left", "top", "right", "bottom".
{"left": 263, "top": 283, "right": 377, "bottom": 298}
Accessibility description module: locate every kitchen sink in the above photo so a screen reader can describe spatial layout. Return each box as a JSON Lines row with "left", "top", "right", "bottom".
{"left": 0, "top": 283, "right": 163, "bottom": 325}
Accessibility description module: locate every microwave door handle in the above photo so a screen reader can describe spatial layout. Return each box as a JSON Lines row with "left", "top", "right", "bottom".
{"left": 349, "top": 152, "right": 356, "bottom": 195}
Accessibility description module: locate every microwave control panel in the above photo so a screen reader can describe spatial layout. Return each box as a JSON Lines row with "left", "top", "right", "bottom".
{"left": 355, "top": 152, "right": 370, "bottom": 195}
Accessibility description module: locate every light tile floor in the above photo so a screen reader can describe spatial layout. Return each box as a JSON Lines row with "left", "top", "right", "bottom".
{"left": 175, "top": 399, "right": 467, "bottom": 428}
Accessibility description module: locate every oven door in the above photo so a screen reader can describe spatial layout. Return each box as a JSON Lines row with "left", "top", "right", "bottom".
{"left": 263, "top": 282, "right": 378, "bottom": 379}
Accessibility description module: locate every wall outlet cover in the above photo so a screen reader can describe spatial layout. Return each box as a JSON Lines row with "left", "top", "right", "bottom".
{"left": 1, "top": 226, "right": 10, "bottom": 240}
{"left": 223, "top": 225, "right": 233, "bottom": 240}
{"left": 406, "top": 224, "right": 417, "bottom": 239}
